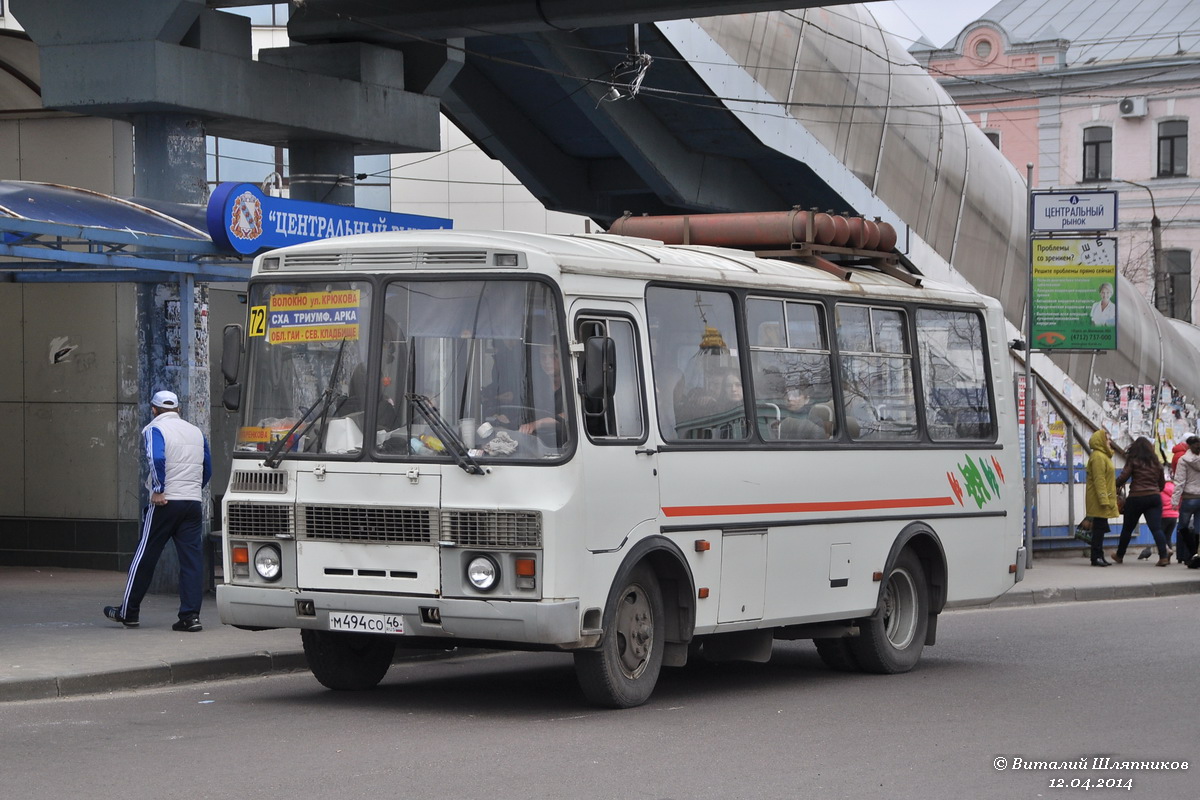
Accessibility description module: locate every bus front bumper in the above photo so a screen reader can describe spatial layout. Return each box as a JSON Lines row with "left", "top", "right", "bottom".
{"left": 216, "top": 584, "right": 586, "bottom": 647}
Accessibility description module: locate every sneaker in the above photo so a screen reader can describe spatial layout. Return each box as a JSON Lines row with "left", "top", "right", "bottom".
{"left": 103, "top": 606, "right": 139, "bottom": 628}
{"left": 172, "top": 616, "right": 202, "bottom": 633}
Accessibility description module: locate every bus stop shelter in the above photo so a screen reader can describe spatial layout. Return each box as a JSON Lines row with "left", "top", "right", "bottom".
{"left": 0, "top": 180, "right": 250, "bottom": 574}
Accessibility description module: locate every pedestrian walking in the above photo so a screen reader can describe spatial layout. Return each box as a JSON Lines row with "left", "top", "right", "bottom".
{"left": 104, "top": 390, "right": 212, "bottom": 631}
{"left": 1172, "top": 435, "right": 1200, "bottom": 568}
{"left": 1085, "top": 429, "right": 1118, "bottom": 567}
{"left": 1112, "top": 436, "right": 1169, "bottom": 566}
{"left": 1171, "top": 439, "right": 1189, "bottom": 474}
{"left": 1143, "top": 472, "right": 1179, "bottom": 560}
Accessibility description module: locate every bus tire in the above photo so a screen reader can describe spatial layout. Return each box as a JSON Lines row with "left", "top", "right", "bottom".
{"left": 813, "top": 637, "right": 861, "bottom": 672}
{"left": 573, "top": 564, "right": 665, "bottom": 708}
{"left": 850, "top": 549, "right": 929, "bottom": 674}
{"left": 301, "top": 629, "right": 396, "bottom": 691}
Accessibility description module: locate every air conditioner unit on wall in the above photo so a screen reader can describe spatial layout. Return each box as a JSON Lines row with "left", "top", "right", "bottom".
{"left": 1118, "top": 96, "right": 1147, "bottom": 118}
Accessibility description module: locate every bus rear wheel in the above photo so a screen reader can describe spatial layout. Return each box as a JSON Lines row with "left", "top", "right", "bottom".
{"left": 574, "top": 564, "right": 664, "bottom": 708}
{"left": 850, "top": 549, "right": 929, "bottom": 674}
{"left": 301, "top": 629, "right": 396, "bottom": 690}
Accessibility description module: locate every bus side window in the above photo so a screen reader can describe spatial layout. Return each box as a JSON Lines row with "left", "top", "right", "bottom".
{"left": 836, "top": 304, "right": 919, "bottom": 441}
{"left": 747, "top": 296, "right": 835, "bottom": 442}
{"left": 647, "top": 287, "right": 745, "bottom": 442}
{"left": 576, "top": 316, "right": 646, "bottom": 440}
{"left": 916, "top": 308, "right": 995, "bottom": 441}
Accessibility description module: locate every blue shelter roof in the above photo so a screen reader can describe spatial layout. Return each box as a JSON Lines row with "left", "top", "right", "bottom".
{"left": 0, "top": 181, "right": 208, "bottom": 239}
{"left": 0, "top": 181, "right": 249, "bottom": 283}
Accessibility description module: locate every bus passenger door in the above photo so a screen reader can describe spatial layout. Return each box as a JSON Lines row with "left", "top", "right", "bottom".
{"left": 574, "top": 307, "right": 659, "bottom": 552}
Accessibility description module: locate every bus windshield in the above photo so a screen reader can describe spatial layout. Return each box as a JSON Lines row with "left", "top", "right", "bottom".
{"left": 235, "top": 277, "right": 570, "bottom": 462}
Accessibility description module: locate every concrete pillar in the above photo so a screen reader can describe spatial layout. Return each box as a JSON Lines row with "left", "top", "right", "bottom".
{"left": 289, "top": 141, "right": 356, "bottom": 206}
{"left": 134, "top": 114, "right": 208, "bottom": 204}
{"left": 133, "top": 112, "right": 211, "bottom": 595}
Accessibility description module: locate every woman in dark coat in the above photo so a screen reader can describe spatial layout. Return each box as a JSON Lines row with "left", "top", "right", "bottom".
{"left": 1112, "top": 436, "right": 1170, "bottom": 566}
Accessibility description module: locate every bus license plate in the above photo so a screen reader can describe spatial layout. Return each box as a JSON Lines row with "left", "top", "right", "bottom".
{"left": 327, "top": 612, "right": 405, "bottom": 635}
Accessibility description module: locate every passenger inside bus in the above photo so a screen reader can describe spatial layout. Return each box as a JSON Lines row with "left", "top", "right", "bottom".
{"left": 482, "top": 338, "right": 524, "bottom": 418}
{"left": 671, "top": 363, "right": 747, "bottom": 440}
{"left": 719, "top": 371, "right": 743, "bottom": 407}
{"left": 484, "top": 343, "right": 566, "bottom": 450}
{"left": 519, "top": 344, "right": 567, "bottom": 444}
{"left": 777, "top": 387, "right": 826, "bottom": 440}
{"left": 341, "top": 362, "right": 400, "bottom": 431}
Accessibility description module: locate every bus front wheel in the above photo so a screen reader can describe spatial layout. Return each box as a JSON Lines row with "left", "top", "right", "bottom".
{"left": 301, "top": 629, "right": 396, "bottom": 690}
{"left": 850, "top": 549, "right": 929, "bottom": 674}
{"left": 574, "top": 564, "right": 665, "bottom": 708}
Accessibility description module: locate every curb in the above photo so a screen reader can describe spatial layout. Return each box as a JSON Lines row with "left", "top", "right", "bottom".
{"left": 0, "top": 649, "right": 308, "bottom": 703}
{"left": 982, "top": 577, "right": 1200, "bottom": 609}
{"left": 0, "top": 647, "right": 475, "bottom": 704}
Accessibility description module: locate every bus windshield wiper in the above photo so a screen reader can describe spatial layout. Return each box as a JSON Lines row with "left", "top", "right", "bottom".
{"left": 264, "top": 339, "right": 348, "bottom": 468}
{"left": 406, "top": 392, "right": 486, "bottom": 476}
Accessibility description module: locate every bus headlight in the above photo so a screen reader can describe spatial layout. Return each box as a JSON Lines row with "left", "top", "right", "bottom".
{"left": 466, "top": 555, "right": 499, "bottom": 591}
{"left": 254, "top": 544, "right": 282, "bottom": 581}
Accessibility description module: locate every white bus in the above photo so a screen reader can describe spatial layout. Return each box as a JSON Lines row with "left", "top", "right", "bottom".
{"left": 216, "top": 227, "right": 1025, "bottom": 708}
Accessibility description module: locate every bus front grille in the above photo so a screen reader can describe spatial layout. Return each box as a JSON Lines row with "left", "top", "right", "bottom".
{"left": 299, "top": 505, "right": 436, "bottom": 544}
{"left": 440, "top": 510, "right": 542, "bottom": 548}
{"left": 230, "top": 470, "right": 288, "bottom": 493}
{"left": 227, "top": 502, "right": 294, "bottom": 538}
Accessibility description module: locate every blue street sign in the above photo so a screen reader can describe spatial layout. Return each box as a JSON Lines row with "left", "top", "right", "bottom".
{"left": 206, "top": 182, "right": 452, "bottom": 255}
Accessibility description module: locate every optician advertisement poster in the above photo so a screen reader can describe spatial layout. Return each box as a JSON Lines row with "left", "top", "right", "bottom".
{"left": 1031, "top": 237, "right": 1118, "bottom": 351}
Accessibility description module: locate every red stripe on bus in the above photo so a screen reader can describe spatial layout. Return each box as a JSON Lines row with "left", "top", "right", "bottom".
{"left": 661, "top": 496, "right": 957, "bottom": 517}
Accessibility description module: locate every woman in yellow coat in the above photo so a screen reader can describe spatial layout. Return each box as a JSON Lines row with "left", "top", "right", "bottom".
{"left": 1085, "top": 429, "right": 1119, "bottom": 566}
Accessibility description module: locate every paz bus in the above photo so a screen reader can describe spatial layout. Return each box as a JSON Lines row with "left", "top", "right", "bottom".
{"left": 216, "top": 219, "right": 1025, "bottom": 708}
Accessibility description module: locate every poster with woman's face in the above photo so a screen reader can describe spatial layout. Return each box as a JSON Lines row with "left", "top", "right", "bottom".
{"left": 1031, "top": 238, "right": 1118, "bottom": 351}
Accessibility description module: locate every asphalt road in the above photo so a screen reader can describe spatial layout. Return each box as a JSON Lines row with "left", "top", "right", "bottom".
{"left": 3, "top": 596, "right": 1196, "bottom": 800}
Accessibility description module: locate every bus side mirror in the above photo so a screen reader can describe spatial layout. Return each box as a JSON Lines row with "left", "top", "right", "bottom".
{"left": 221, "top": 324, "right": 243, "bottom": 411}
{"left": 222, "top": 383, "right": 242, "bottom": 412}
{"left": 582, "top": 336, "right": 616, "bottom": 401}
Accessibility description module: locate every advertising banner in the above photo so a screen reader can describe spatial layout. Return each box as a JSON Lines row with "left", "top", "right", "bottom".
{"left": 1031, "top": 237, "right": 1118, "bottom": 351}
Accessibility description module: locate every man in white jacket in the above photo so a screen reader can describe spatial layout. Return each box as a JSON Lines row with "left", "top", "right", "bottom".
{"left": 104, "top": 390, "right": 212, "bottom": 631}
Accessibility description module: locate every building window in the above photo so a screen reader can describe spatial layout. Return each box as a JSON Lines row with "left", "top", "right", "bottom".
{"left": 984, "top": 131, "right": 1001, "bottom": 150}
{"left": 1165, "top": 249, "right": 1192, "bottom": 322}
{"left": 974, "top": 39, "right": 993, "bottom": 60}
{"left": 1158, "top": 120, "right": 1188, "bottom": 178}
{"left": 1083, "top": 127, "right": 1112, "bottom": 182}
